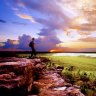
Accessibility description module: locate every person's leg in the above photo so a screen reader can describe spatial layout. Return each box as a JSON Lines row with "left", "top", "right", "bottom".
{"left": 31, "top": 49, "right": 33, "bottom": 58}
{"left": 34, "top": 50, "right": 36, "bottom": 57}
{"left": 33, "top": 49, "right": 36, "bottom": 57}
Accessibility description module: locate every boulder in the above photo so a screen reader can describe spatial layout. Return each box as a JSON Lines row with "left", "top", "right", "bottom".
{"left": 0, "top": 57, "right": 34, "bottom": 96}
{"left": 33, "top": 70, "right": 85, "bottom": 96}
{"left": 0, "top": 57, "right": 85, "bottom": 96}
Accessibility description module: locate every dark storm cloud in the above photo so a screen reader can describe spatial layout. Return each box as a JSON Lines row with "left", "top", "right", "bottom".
{"left": 12, "top": 21, "right": 28, "bottom": 26}
{"left": 17, "top": 34, "right": 31, "bottom": 50}
{"left": 36, "top": 28, "right": 61, "bottom": 51}
{"left": 36, "top": 18, "right": 66, "bottom": 30}
{"left": 3, "top": 39, "right": 18, "bottom": 49}
{"left": 0, "top": 19, "right": 7, "bottom": 23}
{"left": 0, "top": 19, "right": 28, "bottom": 26}
{"left": 38, "top": 28, "right": 55, "bottom": 36}
{"left": 2, "top": 34, "right": 31, "bottom": 51}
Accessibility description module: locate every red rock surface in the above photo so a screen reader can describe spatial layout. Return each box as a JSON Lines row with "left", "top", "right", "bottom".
{"left": 34, "top": 70, "right": 85, "bottom": 96}
{"left": 0, "top": 57, "right": 34, "bottom": 96}
{"left": 0, "top": 57, "right": 85, "bottom": 96}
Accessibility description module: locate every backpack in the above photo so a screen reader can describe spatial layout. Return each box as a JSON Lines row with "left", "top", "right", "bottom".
{"left": 29, "top": 42, "right": 32, "bottom": 47}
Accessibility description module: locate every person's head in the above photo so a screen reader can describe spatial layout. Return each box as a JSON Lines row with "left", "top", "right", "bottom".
{"left": 32, "top": 38, "right": 35, "bottom": 41}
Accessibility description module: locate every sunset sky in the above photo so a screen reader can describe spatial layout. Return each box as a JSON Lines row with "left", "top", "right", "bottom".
{"left": 0, "top": 0, "right": 96, "bottom": 52}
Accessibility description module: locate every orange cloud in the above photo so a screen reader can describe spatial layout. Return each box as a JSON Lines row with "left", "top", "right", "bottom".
{"left": 71, "top": 16, "right": 88, "bottom": 25}
{"left": 8, "top": 40, "right": 19, "bottom": 45}
{"left": 57, "top": 41, "right": 96, "bottom": 49}
{"left": 79, "top": 37, "right": 96, "bottom": 42}
{"left": 0, "top": 43, "right": 5, "bottom": 47}
{"left": 16, "top": 14, "right": 36, "bottom": 23}
{"left": 61, "top": 0, "right": 96, "bottom": 36}
{"left": 50, "top": 47, "right": 82, "bottom": 52}
{"left": 50, "top": 49, "right": 64, "bottom": 52}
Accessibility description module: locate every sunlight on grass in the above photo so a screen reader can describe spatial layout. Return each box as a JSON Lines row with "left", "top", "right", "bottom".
{"left": 48, "top": 56, "right": 96, "bottom": 71}
{"left": 18, "top": 53, "right": 96, "bottom": 80}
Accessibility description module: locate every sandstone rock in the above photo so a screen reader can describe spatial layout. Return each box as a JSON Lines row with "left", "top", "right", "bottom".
{"left": 0, "top": 57, "right": 85, "bottom": 96}
{"left": 33, "top": 70, "right": 85, "bottom": 96}
{"left": 0, "top": 58, "right": 34, "bottom": 96}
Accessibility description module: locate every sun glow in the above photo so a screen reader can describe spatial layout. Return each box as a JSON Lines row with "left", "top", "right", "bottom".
{"left": 9, "top": 40, "right": 19, "bottom": 45}
{"left": 71, "top": 16, "right": 89, "bottom": 25}
{"left": 49, "top": 49, "right": 63, "bottom": 53}
{"left": 57, "top": 41, "right": 96, "bottom": 49}
{"left": 50, "top": 50, "right": 56, "bottom": 52}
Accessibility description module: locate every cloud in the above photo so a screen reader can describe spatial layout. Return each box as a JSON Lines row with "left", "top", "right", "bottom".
{"left": 1, "top": 34, "right": 31, "bottom": 51}
{"left": 18, "top": 34, "right": 32, "bottom": 50}
{"left": 0, "top": 19, "right": 30, "bottom": 26}
{"left": 2, "top": 0, "right": 96, "bottom": 52}
{"left": 1, "top": 34, "right": 96, "bottom": 52}
{"left": 36, "top": 36, "right": 61, "bottom": 51}
{"left": 12, "top": 7, "right": 19, "bottom": 11}
{"left": 16, "top": 13, "right": 36, "bottom": 23}
{"left": 4, "top": 0, "right": 69, "bottom": 51}
{"left": 1, "top": 34, "right": 61, "bottom": 51}
{"left": 7, "top": 0, "right": 96, "bottom": 30}
{"left": 78, "top": 31, "right": 93, "bottom": 35}
{"left": 0, "top": 43, "right": 5, "bottom": 47}
{"left": 3, "top": 39, "right": 19, "bottom": 49}
{"left": 79, "top": 48, "right": 96, "bottom": 52}
{"left": 57, "top": 41, "right": 96, "bottom": 49}
{"left": 16, "top": 0, "right": 65, "bottom": 16}
{"left": 12, "top": 21, "right": 28, "bottom": 26}
{"left": 11, "top": 0, "right": 71, "bottom": 27}
{"left": 78, "top": 37, "right": 96, "bottom": 42}
{"left": 35, "top": 28, "right": 61, "bottom": 51}
{"left": 49, "top": 47, "right": 82, "bottom": 52}
{"left": 0, "top": 19, "right": 6, "bottom": 23}
{"left": 14, "top": 0, "right": 96, "bottom": 36}
{"left": 0, "top": 48, "right": 23, "bottom": 51}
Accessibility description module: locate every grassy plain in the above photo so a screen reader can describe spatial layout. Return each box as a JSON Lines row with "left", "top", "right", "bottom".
{"left": 18, "top": 53, "right": 96, "bottom": 79}
{"left": 47, "top": 56, "right": 96, "bottom": 80}
{"left": 18, "top": 53, "right": 96, "bottom": 95}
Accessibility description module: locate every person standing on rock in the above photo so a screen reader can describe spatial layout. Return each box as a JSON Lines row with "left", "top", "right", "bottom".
{"left": 29, "top": 38, "right": 36, "bottom": 58}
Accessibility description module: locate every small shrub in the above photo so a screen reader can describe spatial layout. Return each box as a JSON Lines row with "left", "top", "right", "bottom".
{"left": 80, "top": 72, "right": 90, "bottom": 82}
{"left": 64, "top": 72, "right": 76, "bottom": 84}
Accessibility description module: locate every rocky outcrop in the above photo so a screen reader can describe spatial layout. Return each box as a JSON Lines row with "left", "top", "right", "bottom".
{"left": 0, "top": 57, "right": 35, "bottom": 96}
{"left": 34, "top": 70, "right": 84, "bottom": 96}
{"left": 0, "top": 57, "right": 85, "bottom": 96}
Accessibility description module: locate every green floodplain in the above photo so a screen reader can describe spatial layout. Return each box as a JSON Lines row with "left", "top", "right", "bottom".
{"left": 18, "top": 53, "right": 96, "bottom": 95}
{"left": 18, "top": 53, "right": 96, "bottom": 80}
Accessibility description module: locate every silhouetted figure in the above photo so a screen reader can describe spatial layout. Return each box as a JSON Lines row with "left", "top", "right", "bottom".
{"left": 29, "top": 38, "right": 36, "bottom": 58}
